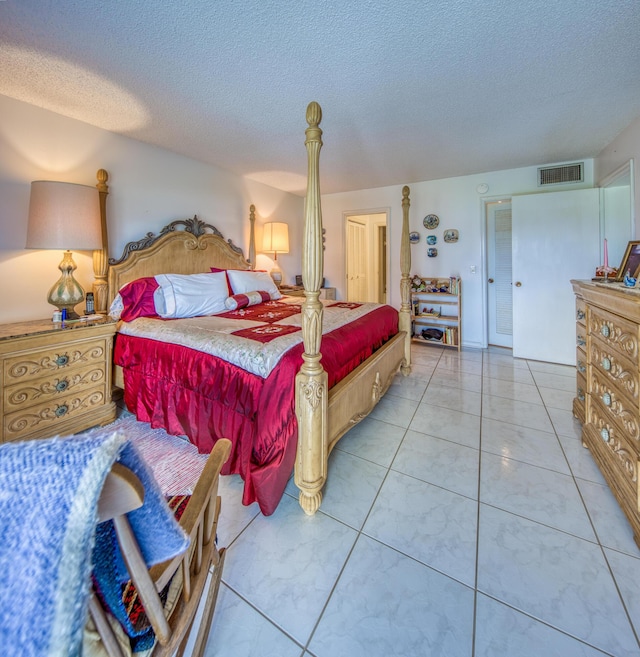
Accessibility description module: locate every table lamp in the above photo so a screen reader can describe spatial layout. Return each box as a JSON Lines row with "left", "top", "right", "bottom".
{"left": 26, "top": 181, "right": 102, "bottom": 319}
{"left": 262, "top": 222, "right": 289, "bottom": 286}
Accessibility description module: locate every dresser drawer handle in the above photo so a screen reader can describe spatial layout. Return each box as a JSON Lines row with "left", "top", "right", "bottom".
{"left": 55, "top": 404, "right": 68, "bottom": 417}
{"left": 601, "top": 357, "right": 611, "bottom": 371}
{"left": 601, "top": 324, "right": 610, "bottom": 338}
{"left": 55, "top": 354, "right": 69, "bottom": 367}
{"left": 576, "top": 336, "right": 586, "bottom": 347}
{"left": 602, "top": 392, "right": 611, "bottom": 407}
{"left": 576, "top": 309, "right": 585, "bottom": 320}
{"left": 55, "top": 379, "right": 69, "bottom": 393}
{"left": 577, "top": 360, "right": 586, "bottom": 373}
{"left": 577, "top": 388, "right": 585, "bottom": 402}
{"left": 601, "top": 428, "right": 610, "bottom": 442}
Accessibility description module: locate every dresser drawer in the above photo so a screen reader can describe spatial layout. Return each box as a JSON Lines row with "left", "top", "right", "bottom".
{"left": 576, "top": 323, "right": 587, "bottom": 349}
{"left": 3, "top": 386, "right": 107, "bottom": 443}
{"left": 585, "top": 399, "right": 639, "bottom": 500}
{"left": 589, "top": 335, "right": 639, "bottom": 405}
{"left": 588, "top": 306, "right": 639, "bottom": 363}
{"left": 3, "top": 337, "right": 109, "bottom": 386}
{"left": 3, "top": 362, "right": 106, "bottom": 413}
{"left": 589, "top": 366, "right": 640, "bottom": 442}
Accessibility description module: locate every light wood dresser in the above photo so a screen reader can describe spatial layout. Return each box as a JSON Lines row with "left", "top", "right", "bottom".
{"left": 572, "top": 280, "right": 640, "bottom": 548}
{"left": 0, "top": 316, "right": 117, "bottom": 444}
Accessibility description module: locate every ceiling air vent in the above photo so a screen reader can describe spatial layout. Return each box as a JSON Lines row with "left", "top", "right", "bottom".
{"left": 538, "top": 162, "right": 584, "bottom": 186}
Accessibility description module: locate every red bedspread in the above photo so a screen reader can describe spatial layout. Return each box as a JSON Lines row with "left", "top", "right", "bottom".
{"left": 114, "top": 304, "right": 399, "bottom": 514}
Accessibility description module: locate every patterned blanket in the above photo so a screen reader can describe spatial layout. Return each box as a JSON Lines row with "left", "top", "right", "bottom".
{"left": 0, "top": 429, "right": 189, "bottom": 657}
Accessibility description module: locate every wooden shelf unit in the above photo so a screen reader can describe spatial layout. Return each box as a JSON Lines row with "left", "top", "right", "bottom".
{"left": 410, "top": 277, "right": 461, "bottom": 351}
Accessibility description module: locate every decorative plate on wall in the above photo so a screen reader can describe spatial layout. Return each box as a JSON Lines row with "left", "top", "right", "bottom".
{"left": 426, "top": 235, "right": 437, "bottom": 245}
{"left": 409, "top": 231, "right": 420, "bottom": 244}
{"left": 423, "top": 214, "right": 440, "bottom": 229}
{"left": 444, "top": 229, "right": 459, "bottom": 243}
{"left": 427, "top": 247, "right": 438, "bottom": 257}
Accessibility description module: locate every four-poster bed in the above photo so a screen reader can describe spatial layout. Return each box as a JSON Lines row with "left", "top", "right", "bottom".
{"left": 100, "top": 102, "right": 413, "bottom": 515}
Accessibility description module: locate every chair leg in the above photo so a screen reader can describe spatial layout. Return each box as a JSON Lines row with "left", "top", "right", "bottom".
{"left": 182, "top": 548, "right": 227, "bottom": 657}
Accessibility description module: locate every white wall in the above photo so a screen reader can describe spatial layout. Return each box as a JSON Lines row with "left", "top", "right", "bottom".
{"left": 594, "top": 114, "right": 640, "bottom": 238}
{"left": 0, "top": 95, "right": 304, "bottom": 323}
{"left": 322, "top": 162, "right": 594, "bottom": 348}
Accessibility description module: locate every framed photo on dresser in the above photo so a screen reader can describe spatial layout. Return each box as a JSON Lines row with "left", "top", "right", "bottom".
{"left": 616, "top": 240, "right": 640, "bottom": 280}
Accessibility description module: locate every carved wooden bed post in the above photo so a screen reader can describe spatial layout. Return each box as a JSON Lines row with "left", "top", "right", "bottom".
{"left": 399, "top": 185, "right": 412, "bottom": 375}
{"left": 248, "top": 204, "right": 256, "bottom": 269}
{"left": 93, "top": 169, "right": 110, "bottom": 314}
{"left": 295, "top": 101, "right": 327, "bottom": 515}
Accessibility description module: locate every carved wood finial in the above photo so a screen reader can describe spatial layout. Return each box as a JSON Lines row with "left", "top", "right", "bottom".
{"left": 306, "top": 101, "right": 322, "bottom": 128}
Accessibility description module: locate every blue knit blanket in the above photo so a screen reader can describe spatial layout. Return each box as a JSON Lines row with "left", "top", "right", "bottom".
{"left": 0, "top": 429, "right": 189, "bottom": 657}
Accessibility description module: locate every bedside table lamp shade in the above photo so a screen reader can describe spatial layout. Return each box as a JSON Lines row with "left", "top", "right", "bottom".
{"left": 262, "top": 222, "right": 289, "bottom": 286}
{"left": 26, "top": 181, "right": 102, "bottom": 319}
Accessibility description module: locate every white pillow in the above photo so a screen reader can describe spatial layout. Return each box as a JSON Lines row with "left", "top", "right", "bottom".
{"left": 154, "top": 272, "right": 229, "bottom": 318}
{"left": 227, "top": 270, "right": 281, "bottom": 299}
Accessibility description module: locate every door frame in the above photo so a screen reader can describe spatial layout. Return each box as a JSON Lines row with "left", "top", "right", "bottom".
{"left": 343, "top": 208, "right": 390, "bottom": 303}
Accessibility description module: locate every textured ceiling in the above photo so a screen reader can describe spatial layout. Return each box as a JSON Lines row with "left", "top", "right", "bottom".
{"left": 1, "top": 1, "right": 640, "bottom": 195}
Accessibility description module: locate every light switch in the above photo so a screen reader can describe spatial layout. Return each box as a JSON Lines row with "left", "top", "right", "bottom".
{"left": 470, "top": 265, "right": 477, "bottom": 274}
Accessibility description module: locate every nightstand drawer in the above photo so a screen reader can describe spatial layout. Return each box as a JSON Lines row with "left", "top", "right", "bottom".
{"left": 3, "top": 386, "right": 107, "bottom": 443}
{"left": 3, "top": 362, "right": 107, "bottom": 413}
{"left": 3, "top": 336, "right": 109, "bottom": 386}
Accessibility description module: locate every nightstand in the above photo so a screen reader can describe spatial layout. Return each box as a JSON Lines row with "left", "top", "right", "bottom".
{"left": 280, "top": 286, "right": 337, "bottom": 300}
{"left": 0, "top": 316, "right": 117, "bottom": 444}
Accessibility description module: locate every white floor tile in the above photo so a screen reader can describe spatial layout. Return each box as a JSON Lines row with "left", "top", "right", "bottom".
{"left": 286, "top": 449, "right": 386, "bottom": 530}
{"left": 335, "top": 416, "right": 406, "bottom": 468}
{"left": 481, "top": 417, "right": 570, "bottom": 474}
{"left": 424, "top": 382, "right": 482, "bottom": 415}
{"left": 222, "top": 495, "right": 357, "bottom": 644}
{"left": 474, "top": 594, "right": 611, "bottom": 657}
{"left": 409, "top": 404, "right": 481, "bottom": 449}
{"left": 482, "top": 362, "right": 535, "bottom": 384}
{"left": 477, "top": 505, "right": 639, "bottom": 657}
{"left": 483, "top": 377, "right": 543, "bottom": 405}
{"left": 309, "top": 535, "right": 475, "bottom": 657}
{"left": 364, "top": 470, "right": 478, "bottom": 586}
{"left": 204, "top": 585, "right": 303, "bottom": 657}
{"left": 482, "top": 394, "right": 554, "bottom": 433}
{"left": 393, "top": 429, "right": 479, "bottom": 498}
{"left": 480, "top": 452, "right": 596, "bottom": 541}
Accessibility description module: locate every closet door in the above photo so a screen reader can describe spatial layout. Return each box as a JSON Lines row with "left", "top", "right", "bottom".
{"left": 511, "top": 188, "right": 599, "bottom": 365}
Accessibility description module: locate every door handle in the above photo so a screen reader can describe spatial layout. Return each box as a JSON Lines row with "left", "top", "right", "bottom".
{"left": 514, "top": 281, "right": 522, "bottom": 287}
{"left": 488, "top": 278, "right": 494, "bottom": 283}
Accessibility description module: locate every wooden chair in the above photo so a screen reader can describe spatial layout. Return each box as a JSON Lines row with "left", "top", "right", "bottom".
{"left": 90, "top": 438, "right": 232, "bottom": 657}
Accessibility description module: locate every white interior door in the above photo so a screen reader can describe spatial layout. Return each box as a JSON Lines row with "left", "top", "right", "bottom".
{"left": 346, "top": 218, "right": 367, "bottom": 301}
{"left": 486, "top": 200, "right": 513, "bottom": 348}
{"left": 512, "top": 188, "right": 599, "bottom": 364}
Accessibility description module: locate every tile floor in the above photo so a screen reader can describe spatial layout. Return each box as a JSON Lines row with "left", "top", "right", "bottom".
{"left": 201, "top": 346, "right": 640, "bottom": 657}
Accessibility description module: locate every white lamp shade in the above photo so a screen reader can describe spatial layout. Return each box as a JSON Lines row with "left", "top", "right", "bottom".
{"left": 26, "top": 181, "right": 102, "bottom": 250}
{"left": 262, "top": 222, "right": 290, "bottom": 254}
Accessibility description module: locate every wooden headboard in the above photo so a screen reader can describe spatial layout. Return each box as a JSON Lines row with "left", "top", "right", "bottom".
{"left": 107, "top": 215, "right": 253, "bottom": 306}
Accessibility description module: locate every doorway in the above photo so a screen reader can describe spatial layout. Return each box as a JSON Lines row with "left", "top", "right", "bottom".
{"left": 345, "top": 211, "right": 389, "bottom": 303}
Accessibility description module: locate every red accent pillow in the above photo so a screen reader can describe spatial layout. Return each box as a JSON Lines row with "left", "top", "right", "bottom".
{"left": 119, "top": 277, "right": 160, "bottom": 321}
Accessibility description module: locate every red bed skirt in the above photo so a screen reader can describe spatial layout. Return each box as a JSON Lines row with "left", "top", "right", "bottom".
{"left": 114, "top": 305, "right": 399, "bottom": 514}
